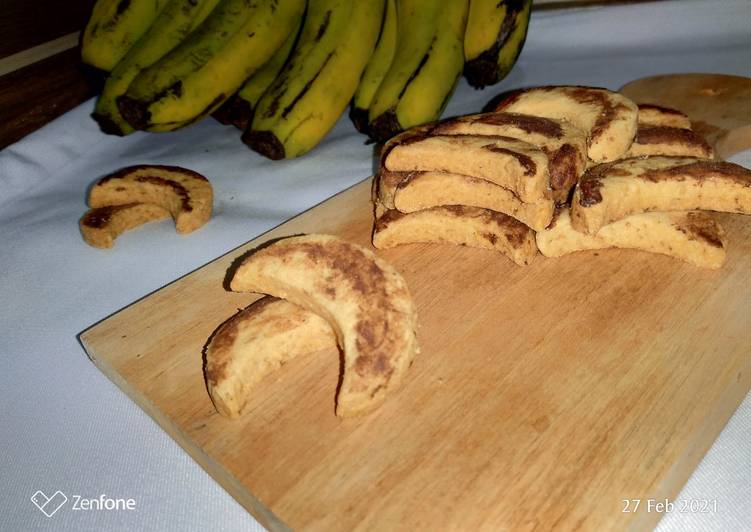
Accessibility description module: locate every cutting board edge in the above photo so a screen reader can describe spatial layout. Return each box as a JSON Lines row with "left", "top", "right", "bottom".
{"left": 80, "top": 336, "right": 292, "bottom": 532}
{"left": 629, "top": 357, "right": 751, "bottom": 531}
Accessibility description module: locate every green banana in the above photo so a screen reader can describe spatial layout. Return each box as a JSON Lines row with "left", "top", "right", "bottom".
{"left": 81, "top": 0, "right": 165, "bottom": 72}
{"left": 117, "top": 0, "right": 306, "bottom": 132}
{"left": 213, "top": 15, "right": 303, "bottom": 130}
{"left": 349, "top": 0, "right": 398, "bottom": 134}
{"left": 92, "top": 0, "right": 222, "bottom": 135}
{"left": 463, "top": 0, "right": 532, "bottom": 89}
{"left": 367, "top": 0, "right": 469, "bottom": 143}
{"left": 244, "top": 0, "right": 384, "bottom": 160}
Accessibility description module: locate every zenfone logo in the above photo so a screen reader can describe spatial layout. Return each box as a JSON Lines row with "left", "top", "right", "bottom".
{"left": 31, "top": 490, "right": 137, "bottom": 517}
{"left": 30, "top": 490, "right": 68, "bottom": 517}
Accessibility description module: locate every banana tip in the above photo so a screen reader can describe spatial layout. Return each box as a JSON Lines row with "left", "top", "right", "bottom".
{"left": 213, "top": 97, "right": 253, "bottom": 131}
{"left": 368, "top": 111, "right": 403, "bottom": 144}
{"left": 91, "top": 112, "right": 126, "bottom": 136}
{"left": 349, "top": 107, "right": 370, "bottom": 135}
{"left": 243, "top": 130, "right": 286, "bottom": 160}
{"left": 463, "top": 58, "right": 502, "bottom": 90}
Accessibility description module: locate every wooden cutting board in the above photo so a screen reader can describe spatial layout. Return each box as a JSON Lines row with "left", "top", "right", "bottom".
{"left": 81, "top": 73, "right": 751, "bottom": 530}
{"left": 81, "top": 175, "right": 751, "bottom": 530}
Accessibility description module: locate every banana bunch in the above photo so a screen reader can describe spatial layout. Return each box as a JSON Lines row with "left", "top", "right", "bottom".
{"left": 83, "top": 0, "right": 532, "bottom": 157}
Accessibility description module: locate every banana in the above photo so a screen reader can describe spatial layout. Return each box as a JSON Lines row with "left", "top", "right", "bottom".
{"left": 349, "top": 0, "right": 398, "bottom": 134}
{"left": 244, "top": 0, "right": 384, "bottom": 160}
{"left": 81, "top": 0, "right": 166, "bottom": 72}
{"left": 367, "top": 0, "right": 469, "bottom": 143}
{"left": 463, "top": 0, "right": 532, "bottom": 89}
{"left": 117, "top": 0, "right": 306, "bottom": 132}
{"left": 92, "top": 0, "right": 222, "bottom": 135}
{"left": 213, "top": 15, "right": 303, "bottom": 130}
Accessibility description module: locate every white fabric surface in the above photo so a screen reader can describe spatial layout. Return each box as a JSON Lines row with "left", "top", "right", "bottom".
{"left": 2, "top": 1, "right": 750, "bottom": 530}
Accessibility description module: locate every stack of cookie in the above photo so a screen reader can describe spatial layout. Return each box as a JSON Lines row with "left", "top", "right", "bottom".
{"left": 524, "top": 91, "right": 751, "bottom": 269}
{"left": 372, "top": 117, "right": 577, "bottom": 266}
{"left": 372, "top": 85, "right": 751, "bottom": 269}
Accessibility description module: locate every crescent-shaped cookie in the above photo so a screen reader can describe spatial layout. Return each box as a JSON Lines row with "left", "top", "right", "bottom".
{"left": 88, "top": 165, "right": 213, "bottom": 234}
{"left": 80, "top": 203, "right": 170, "bottom": 248}
{"left": 382, "top": 134, "right": 551, "bottom": 203}
{"left": 431, "top": 112, "right": 588, "bottom": 203}
{"left": 378, "top": 122, "right": 439, "bottom": 167}
{"left": 625, "top": 126, "right": 713, "bottom": 158}
{"left": 205, "top": 297, "right": 336, "bottom": 418}
{"left": 493, "top": 86, "right": 638, "bottom": 163}
{"left": 570, "top": 156, "right": 751, "bottom": 234}
{"left": 537, "top": 208, "right": 726, "bottom": 269}
{"left": 230, "top": 234, "right": 419, "bottom": 417}
{"left": 637, "top": 103, "right": 692, "bottom": 129}
{"left": 377, "top": 169, "right": 554, "bottom": 231}
{"left": 373, "top": 205, "right": 538, "bottom": 266}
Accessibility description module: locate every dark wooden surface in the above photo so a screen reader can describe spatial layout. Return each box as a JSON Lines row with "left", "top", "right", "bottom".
{"left": 0, "top": 49, "right": 100, "bottom": 149}
{"left": 0, "top": 0, "right": 95, "bottom": 59}
{"left": 0, "top": 0, "right": 96, "bottom": 149}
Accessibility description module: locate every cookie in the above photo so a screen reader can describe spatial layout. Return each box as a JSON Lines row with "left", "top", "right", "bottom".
{"left": 378, "top": 122, "right": 439, "bottom": 168}
{"left": 537, "top": 208, "right": 726, "bottom": 269}
{"left": 625, "top": 126, "right": 713, "bottom": 158}
{"left": 373, "top": 205, "right": 538, "bottom": 266}
{"left": 230, "top": 234, "right": 419, "bottom": 417}
{"left": 493, "top": 86, "right": 639, "bottom": 163}
{"left": 88, "top": 165, "right": 213, "bottom": 234}
{"left": 80, "top": 203, "right": 170, "bottom": 248}
{"left": 377, "top": 169, "right": 554, "bottom": 231}
{"left": 382, "top": 134, "right": 551, "bottom": 203}
{"left": 570, "top": 156, "right": 751, "bottom": 233}
{"left": 432, "top": 112, "right": 588, "bottom": 203}
{"left": 637, "top": 103, "right": 692, "bottom": 129}
{"left": 205, "top": 297, "right": 336, "bottom": 418}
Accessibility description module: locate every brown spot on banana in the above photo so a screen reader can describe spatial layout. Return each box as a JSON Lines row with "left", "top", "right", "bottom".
{"left": 316, "top": 10, "right": 332, "bottom": 41}
{"left": 116, "top": 0, "right": 132, "bottom": 17}
{"left": 117, "top": 80, "right": 183, "bottom": 130}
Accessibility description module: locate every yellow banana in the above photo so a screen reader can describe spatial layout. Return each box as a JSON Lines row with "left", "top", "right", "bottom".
{"left": 213, "top": 15, "right": 303, "bottom": 130}
{"left": 93, "top": 0, "right": 222, "bottom": 135}
{"left": 349, "top": 0, "right": 398, "bottom": 134}
{"left": 367, "top": 0, "right": 468, "bottom": 143}
{"left": 81, "top": 0, "right": 165, "bottom": 72}
{"left": 244, "top": 0, "right": 384, "bottom": 159}
{"left": 463, "top": 0, "right": 532, "bottom": 88}
{"left": 118, "top": 0, "right": 306, "bottom": 131}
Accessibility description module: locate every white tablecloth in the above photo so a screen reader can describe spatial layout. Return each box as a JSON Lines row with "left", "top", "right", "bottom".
{"left": 2, "top": 1, "right": 750, "bottom": 530}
